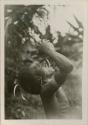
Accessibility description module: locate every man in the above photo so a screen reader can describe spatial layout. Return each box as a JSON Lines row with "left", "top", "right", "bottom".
{"left": 18, "top": 37, "right": 73, "bottom": 118}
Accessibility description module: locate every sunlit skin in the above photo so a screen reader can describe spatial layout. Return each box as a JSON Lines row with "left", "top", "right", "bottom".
{"left": 19, "top": 39, "right": 73, "bottom": 118}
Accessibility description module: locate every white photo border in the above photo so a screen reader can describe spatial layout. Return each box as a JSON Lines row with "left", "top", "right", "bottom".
{"left": 0, "top": 0, "right": 88, "bottom": 125}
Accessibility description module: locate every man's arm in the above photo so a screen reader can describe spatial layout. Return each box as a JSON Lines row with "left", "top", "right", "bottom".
{"left": 36, "top": 40, "right": 73, "bottom": 118}
{"left": 39, "top": 40, "right": 73, "bottom": 73}
{"left": 49, "top": 51, "right": 73, "bottom": 73}
{"left": 39, "top": 40, "right": 73, "bottom": 95}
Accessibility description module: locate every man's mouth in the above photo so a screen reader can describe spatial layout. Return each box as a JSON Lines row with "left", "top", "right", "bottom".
{"left": 23, "top": 59, "right": 33, "bottom": 64}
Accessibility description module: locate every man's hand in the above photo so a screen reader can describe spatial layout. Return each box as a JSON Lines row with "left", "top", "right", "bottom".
{"left": 29, "top": 30, "right": 55, "bottom": 55}
{"left": 39, "top": 40, "right": 55, "bottom": 56}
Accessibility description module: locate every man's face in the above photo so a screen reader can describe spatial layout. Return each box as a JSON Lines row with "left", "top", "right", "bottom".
{"left": 20, "top": 41, "right": 39, "bottom": 66}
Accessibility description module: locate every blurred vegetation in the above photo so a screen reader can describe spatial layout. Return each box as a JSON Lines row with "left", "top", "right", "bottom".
{"left": 5, "top": 5, "right": 83, "bottom": 119}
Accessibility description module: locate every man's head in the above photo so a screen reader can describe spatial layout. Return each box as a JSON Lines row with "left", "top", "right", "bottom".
{"left": 18, "top": 40, "right": 55, "bottom": 94}
{"left": 18, "top": 40, "right": 42, "bottom": 94}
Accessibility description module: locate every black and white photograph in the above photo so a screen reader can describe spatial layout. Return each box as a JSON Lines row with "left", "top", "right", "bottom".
{"left": 0, "top": 0, "right": 88, "bottom": 125}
